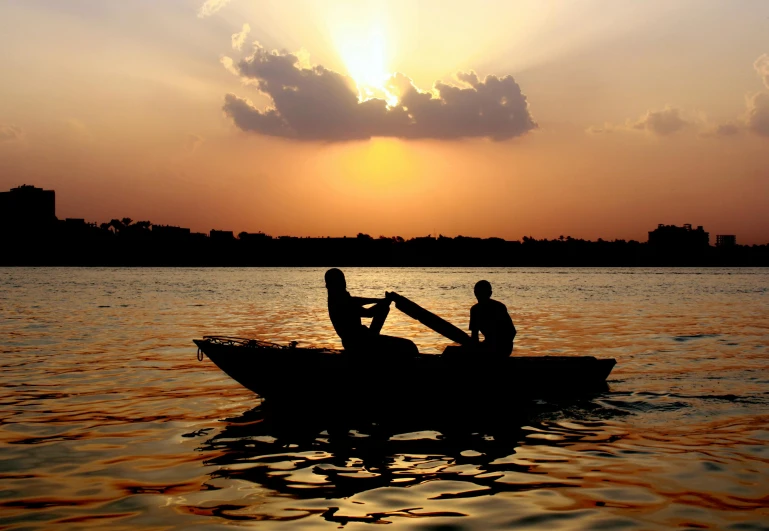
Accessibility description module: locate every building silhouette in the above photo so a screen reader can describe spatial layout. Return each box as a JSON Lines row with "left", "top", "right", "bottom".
{"left": 0, "top": 185, "right": 56, "bottom": 233}
{"left": 648, "top": 223, "right": 709, "bottom": 249}
{"left": 238, "top": 231, "right": 273, "bottom": 243}
{"left": 153, "top": 224, "right": 191, "bottom": 241}
{"left": 210, "top": 229, "right": 234, "bottom": 241}
{"left": 716, "top": 235, "right": 736, "bottom": 247}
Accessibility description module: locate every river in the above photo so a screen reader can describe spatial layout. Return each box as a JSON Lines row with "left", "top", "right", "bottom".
{"left": 1, "top": 267, "right": 767, "bottom": 530}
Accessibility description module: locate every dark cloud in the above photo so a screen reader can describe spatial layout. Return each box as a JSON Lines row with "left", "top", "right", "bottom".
{"left": 746, "top": 92, "right": 769, "bottom": 137}
{"left": 222, "top": 44, "right": 537, "bottom": 141}
{"left": 0, "top": 124, "right": 23, "bottom": 142}
{"left": 632, "top": 107, "right": 688, "bottom": 136}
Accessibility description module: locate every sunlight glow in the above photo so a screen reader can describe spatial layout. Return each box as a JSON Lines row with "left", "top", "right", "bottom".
{"left": 333, "top": 27, "right": 398, "bottom": 106}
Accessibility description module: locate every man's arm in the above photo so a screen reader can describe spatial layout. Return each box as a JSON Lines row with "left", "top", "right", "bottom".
{"left": 470, "top": 306, "right": 479, "bottom": 343}
{"left": 353, "top": 294, "right": 391, "bottom": 317}
{"left": 351, "top": 296, "right": 387, "bottom": 306}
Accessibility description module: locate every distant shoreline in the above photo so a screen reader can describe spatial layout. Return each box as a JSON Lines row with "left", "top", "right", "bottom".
{"left": 1, "top": 264, "right": 767, "bottom": 268}
{"left": 2, "top": 238, "right": 766, "bottom": 267}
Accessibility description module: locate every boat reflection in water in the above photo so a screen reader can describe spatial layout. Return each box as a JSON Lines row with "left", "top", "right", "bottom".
{"left": 192, "top": 389, "right": 627, "bottom": 527}
{"left": 189, "top": 333, "right": 622, "bottom": 526}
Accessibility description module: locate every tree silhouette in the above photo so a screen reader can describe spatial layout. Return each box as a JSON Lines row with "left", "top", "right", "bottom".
{"left": 108, "top": 219, "right": 124, "bottom": 233}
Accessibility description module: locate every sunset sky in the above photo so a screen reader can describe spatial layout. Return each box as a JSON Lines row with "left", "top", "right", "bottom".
{"left": 1, "top": 0, "right": 768, "bottom": 243}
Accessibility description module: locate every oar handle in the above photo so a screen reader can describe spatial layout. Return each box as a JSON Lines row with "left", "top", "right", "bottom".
{"left": 390, "top": 293, "right": 471, "bottom": 346}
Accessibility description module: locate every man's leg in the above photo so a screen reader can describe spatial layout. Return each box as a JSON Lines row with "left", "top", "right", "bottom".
{"left": 375, "top": 335, "right": 419, "bottom": 359}
{"left": 442, "top": 345, "right": 466, "bottom": 359}
{"left": 369, "top": 300, "right": 391, "bottom": 335}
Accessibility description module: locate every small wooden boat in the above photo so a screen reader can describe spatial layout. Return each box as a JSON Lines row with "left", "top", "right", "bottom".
{"left": 193, "top": 336, "right": 616, "bottom": 404}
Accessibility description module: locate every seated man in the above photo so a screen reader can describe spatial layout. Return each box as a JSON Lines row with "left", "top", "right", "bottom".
{"left": 469, "top": 280, "right": 516, "bottom": 358}
{"left": 325, "top": 268, "right": 418, "bottom": 359}
{"left": 444, "top": 280, "right": 516, "bottom": 360}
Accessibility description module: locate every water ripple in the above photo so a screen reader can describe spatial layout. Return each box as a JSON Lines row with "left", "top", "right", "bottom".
{"left": 0, "top": 267, "right": 768, "bottom": 530}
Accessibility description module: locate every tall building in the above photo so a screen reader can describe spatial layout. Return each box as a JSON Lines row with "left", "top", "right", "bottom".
{"left": 0, "top": 185, "right": 57, "bottom": 231}
{"left": 716, "top": 235, "right": 736, "bottom": 247}
{"left": 648, "top": 223, "right": 709, "bottom": 249}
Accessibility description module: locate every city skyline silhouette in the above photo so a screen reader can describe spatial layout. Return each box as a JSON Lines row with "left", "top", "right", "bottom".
{"left": 1, "top": 183, "right": 764, "bottom": 267}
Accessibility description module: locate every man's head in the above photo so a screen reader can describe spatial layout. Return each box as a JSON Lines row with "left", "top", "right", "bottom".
{"left": 325, "top": 268, "right": 346, "bottom": 291}
{"left": 474, "top": 280, "right": 492, "bottom": 302}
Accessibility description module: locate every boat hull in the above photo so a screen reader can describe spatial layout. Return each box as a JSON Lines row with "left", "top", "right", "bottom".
{"left": 194, "top": 337, "right": 616, "bottom": 403}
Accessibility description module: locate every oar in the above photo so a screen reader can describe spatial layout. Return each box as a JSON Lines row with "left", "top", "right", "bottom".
{"left": 388, "top": 292, "right": 471, "bottom": 346}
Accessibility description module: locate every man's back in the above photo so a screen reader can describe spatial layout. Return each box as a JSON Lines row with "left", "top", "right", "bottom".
{"left": 327, "top": 290, "right": 364, "bottom": 346}
{"left": 470, "top": 298, "right": 515, "bottom": 354}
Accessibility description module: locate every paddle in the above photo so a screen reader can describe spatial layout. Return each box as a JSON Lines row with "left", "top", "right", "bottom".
{"left": 387, "top": 292, "right": 471, "bottom": 346}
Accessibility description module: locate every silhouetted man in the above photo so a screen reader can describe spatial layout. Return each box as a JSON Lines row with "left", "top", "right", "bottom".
{"left": 325, "top": 268, "right": 418, "bottom": 359}
{"left": 469, "top": 280, "right": 516, "bottom": 358}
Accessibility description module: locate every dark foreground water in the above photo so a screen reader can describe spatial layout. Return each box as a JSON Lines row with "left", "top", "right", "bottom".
{"left": 0, "top": 267, "right": 767, "bottom": 530}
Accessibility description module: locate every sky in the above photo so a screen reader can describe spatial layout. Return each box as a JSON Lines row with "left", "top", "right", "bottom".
{"left": 0, "top": 0, "right": 768, "bottom": 243}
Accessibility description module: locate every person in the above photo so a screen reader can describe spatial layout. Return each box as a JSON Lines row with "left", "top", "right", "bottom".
{"left": 443, "top": 280, "right": 515, "bottom": 360}
{"left": 469, "top": 280, "right": 516, "bottom": 358}
{"left": 325, "top": 268, "right": 418, "bottom": 359}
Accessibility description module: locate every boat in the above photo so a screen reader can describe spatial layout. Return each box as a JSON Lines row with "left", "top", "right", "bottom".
{"left": 193, "top": 336, "right": 617, "bottom": 404}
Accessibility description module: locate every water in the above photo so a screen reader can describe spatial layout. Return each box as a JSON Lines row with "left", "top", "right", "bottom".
{"left": 1, "top": 267, "right": 767, "bottom": 530}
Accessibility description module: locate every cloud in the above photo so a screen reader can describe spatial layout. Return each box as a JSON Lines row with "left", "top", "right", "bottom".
{"left": 755, "top": 54, "right": 769, "bottom": 89}
{"left": 197, "top": 0, "right": 231, "bottom": 18}
{"left": 0, "top": 124, "right": 23, "bottom": 142}
{"left": 699, "top": 122, "right": 742, "bottom": 138}
{"left": 713, "top": 123, "right": 741, "bottom": 136}
{"left": 590, "top": 55, "right": 769, "bottom": 141}
{"left": 703, "top": 95, "right": 769, "bottom": 140}
{"left": 588, "top": 107, "right": 690, "bottom": 137}
{"left": 631, "top": 107, "right": 689, "bottom": 136}
{"left": 703, "top": 55, "right": 769, "bottom": 140}
{"left": 231, "top": 23, "right": 250, "bottom": 51}
{"left": 221, "top": 44, "right": 537, "bottom": 141}
{"left": 746, "top": 92, "right": 769, "bottom": 137}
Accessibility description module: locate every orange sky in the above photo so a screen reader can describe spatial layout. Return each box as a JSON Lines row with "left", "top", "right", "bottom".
{"left": 1, "top": 0, "right": 768, "bottom": 243}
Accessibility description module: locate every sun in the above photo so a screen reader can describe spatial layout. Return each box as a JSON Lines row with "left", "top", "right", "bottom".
{"left": 333, "top": 28, "right": 398, "bottom": 106}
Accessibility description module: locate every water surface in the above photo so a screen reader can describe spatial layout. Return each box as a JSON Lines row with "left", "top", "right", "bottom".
{"left": 1, "top": 267, "right": 767, "bottom": 530}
